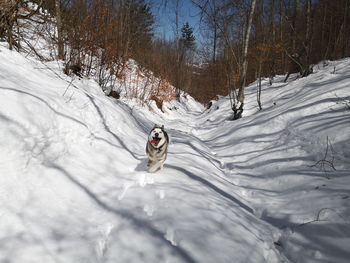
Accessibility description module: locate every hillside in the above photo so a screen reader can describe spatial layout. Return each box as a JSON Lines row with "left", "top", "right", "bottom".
{"left": 0, "top": 44, "right": 350, "bottom": 263}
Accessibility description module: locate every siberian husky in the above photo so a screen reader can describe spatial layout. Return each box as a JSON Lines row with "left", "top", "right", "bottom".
{"left": 146, "top": 125, "right": 169, "bottom": 172}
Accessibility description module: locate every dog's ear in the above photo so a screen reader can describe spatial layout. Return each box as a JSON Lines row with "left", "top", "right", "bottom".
{"left": 164, "top": 130, "right": 169, "bottom": 142}
{"left": 161, "top": 125, "right": 164, "bottom": 130}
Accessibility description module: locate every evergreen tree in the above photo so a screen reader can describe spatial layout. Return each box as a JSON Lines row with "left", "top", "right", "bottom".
{"left": 178, "top": 22, "right": 195, "bottom": 63}
{"left": 180, "top": 22, "right": 195, "bottom": 51}
{"left": 128, "top": 0, "right": 154, "bottom": 58}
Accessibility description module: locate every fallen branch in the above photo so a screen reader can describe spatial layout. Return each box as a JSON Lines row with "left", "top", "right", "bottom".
{"left": 309, "top": 136, "right": 336, "bottom": 178}
{"left": 335, "top": 93, "right": 350, "bottom": 110}
{"left": 299, "top": 208, "right": 348, "bottom": 227}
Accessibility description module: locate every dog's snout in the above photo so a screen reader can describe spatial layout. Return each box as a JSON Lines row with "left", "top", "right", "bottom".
{"left": 155, "top": 133, "right": 159, "bottom": 137}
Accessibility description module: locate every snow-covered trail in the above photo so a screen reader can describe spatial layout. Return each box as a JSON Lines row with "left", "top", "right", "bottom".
{"left": 77, "top": 97, "right": 285, "bottom": 262}
{"left": 0, "top": 47, "right": 284, "bottom": 263}
{"left": 138, "top": 115, "right": 285, "bottom": 262}
{"left": 1, "top": 46, "right": 350, "bottom": 263}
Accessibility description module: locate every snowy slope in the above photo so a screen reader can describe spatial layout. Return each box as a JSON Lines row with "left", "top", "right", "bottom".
{"left": 1, "top": 44, "right": 350, "bottom": 263}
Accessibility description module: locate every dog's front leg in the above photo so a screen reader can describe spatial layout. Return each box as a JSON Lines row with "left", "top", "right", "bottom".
{"left": 149, "top": 161, "right": 162, "bottom": 173}
{"left": 147, "top": 159, "right": 152, "bottom": 167}
{"left": 159, "top": 161, "right": 164, "bottom": 171}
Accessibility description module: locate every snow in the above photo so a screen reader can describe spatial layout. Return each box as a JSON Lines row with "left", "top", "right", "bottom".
{"left": 1, "top": 43, "right": 350, "bottom": 263}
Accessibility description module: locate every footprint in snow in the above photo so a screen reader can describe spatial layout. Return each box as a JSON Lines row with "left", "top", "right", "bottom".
{"left": 157, "top": 189, "right": 165, "bottom": 199}
{"left": 138, "top": 173, "right": 154, "bottom": 187}
{"left": 143, "top": 204, "right": 154, "bottom": 216}
{"left": 118, "top": 181, "right": 134, "bottom": 200}
{"left": 96, "top": 223, "right": 114, "bottom": 259}
{"left": 165, "top": 228, "right": 177, "bottom": 246}
{"left": 219, "top": 160, "right": 226, "bottom": 169}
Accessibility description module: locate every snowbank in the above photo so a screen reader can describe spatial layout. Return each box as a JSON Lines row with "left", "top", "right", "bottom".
{"left": 1, "top": 43, "right": 350, "bottom": 263}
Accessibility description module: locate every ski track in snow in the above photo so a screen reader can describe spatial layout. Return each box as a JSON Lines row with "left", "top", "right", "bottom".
{"left": 1, "top": 45, "right": 350, "bottom": 263}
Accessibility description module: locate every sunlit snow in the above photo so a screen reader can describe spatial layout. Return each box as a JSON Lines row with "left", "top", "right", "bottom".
{"left": 1, "top": 44, "right": 350, "bottom": 262}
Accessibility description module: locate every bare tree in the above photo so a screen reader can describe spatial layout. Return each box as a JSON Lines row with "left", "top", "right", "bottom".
{"left": 55, "top": 0, "right": 64, "bottom": 59}
{"left": 191, "top": 0, "right": 256, "bottom": 119}
{"left": 234, "top": 0, "right": 256, "bottom": 119}
{"left": 0, "top": 0, "right": 43, "bottom": 50}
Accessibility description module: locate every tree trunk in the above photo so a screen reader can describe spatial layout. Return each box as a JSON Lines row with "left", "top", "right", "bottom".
{"left": 257, "top": 76, "right": 262, "bottom": 110}
{"left": 341, "top": 0, "right": 348, "bottom": 57}
{"left": 270, "top": 0, "right": 275, "bottom": 43}
{"left": 292, "top": 0, "right": 299, "bottom": 54}
{"left": 213, "top": 20, "right": 217, "bottom": 63}
{"left": 7, "top": 0, "right": 18, "bottom": 50}
{"left": 55, "top": 0, "right": 64, "bottom": 59}
{"left": 234, "top": 0, "right": 256, "bottom": 119}
{"left": 279, "top": 0, "right": 286, "bottom": 72}
{"left": 303, "top": 0, "right": 312, "bottom": 77}
{"left": 269, "top": 0, "right": 275, "bottom": 77}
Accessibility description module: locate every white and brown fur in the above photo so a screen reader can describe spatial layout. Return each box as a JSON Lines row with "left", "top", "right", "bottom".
{"left": 146, "top": 125, "right": 169, "bottom": 172}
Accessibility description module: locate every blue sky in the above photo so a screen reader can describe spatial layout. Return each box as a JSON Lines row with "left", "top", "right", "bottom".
{"left": 151, "top": 0, "right": 201, "bottom": 41}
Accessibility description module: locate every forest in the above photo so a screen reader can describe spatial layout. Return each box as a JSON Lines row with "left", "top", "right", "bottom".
{"left": 0, "top": 0, "right": 349, "bottom": 118}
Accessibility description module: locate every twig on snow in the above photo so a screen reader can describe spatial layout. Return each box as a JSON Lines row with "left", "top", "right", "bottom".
{"left": 309, "top": 136, "right": 336, "bottom": 178}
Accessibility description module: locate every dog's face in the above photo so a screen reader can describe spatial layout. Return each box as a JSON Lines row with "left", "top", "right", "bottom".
{"left": 148, "top": 126, "right": 167, "bottom": 149}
